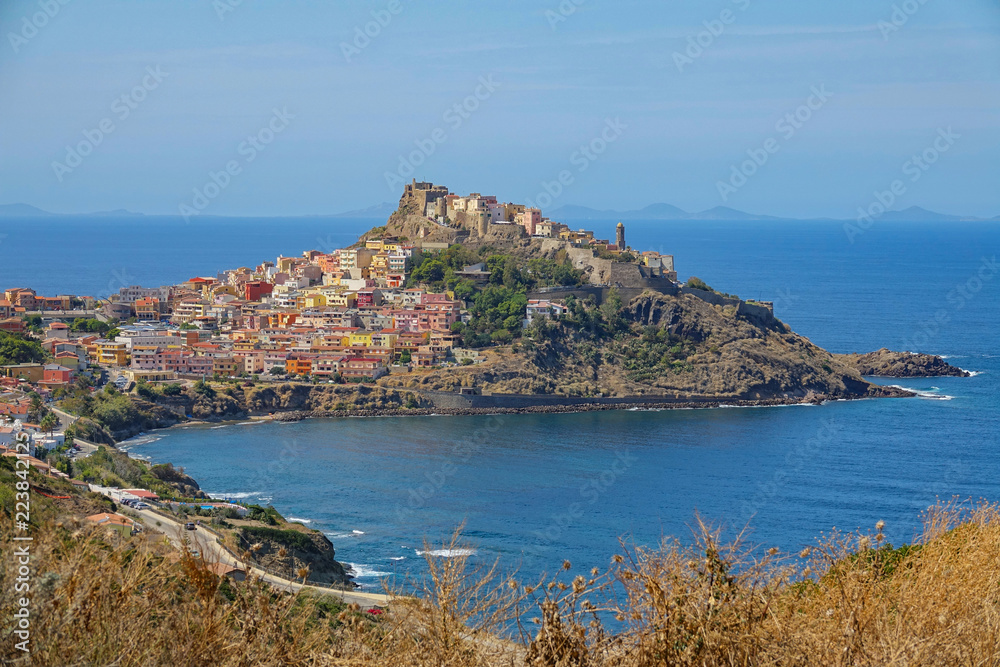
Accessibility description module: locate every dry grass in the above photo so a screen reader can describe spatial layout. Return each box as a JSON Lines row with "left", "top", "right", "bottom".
{"left": 4, "top": 500, "right": 1000, "bottom": 666}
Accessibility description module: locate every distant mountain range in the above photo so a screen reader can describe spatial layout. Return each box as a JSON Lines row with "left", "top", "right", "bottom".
{"left": 0, "top": 201, "right": 995, "bottom": 223}
{"left": 0, "top": 203, "right": 143, "bottom": 217}
{"left": 330, "top": 201, "right": 397, "bottom": 219}
{"left": 547, "top": 204, "right": 993, "bottom": 223}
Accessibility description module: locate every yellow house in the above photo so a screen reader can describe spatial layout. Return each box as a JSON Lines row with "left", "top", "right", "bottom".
{"left": 327, "top": 292, "right": 357, "bottom": 309}
{"left": 371, "top": 253, "right": 390, "bottom": 270}
{"left": 303, "top": 293, "right": 327, "bottom": 308}
{"left": 95, "top": 340, "right": 128, "bottom": 366}
{"left": 211, "top": 285, "right": 238, "bottom": 298}
{"left": 365, "top": 239, "right": 385, "bottom": 251}
{"left": 348, "top": 331, "right": 373, "bottom": 347}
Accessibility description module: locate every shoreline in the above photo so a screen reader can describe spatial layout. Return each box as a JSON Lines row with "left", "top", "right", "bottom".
{"left": 116, "top": 387, "right": 917, "bottom": 448}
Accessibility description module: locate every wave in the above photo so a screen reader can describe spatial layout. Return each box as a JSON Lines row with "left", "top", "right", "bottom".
{"left": 346, "top": 563, "right": 390, "bottom": 578}
{"left": 207, "top": 491, "right": 263, "bottom": 500}
{"left": 352, "top": 530, "right": 365, "bottom": 535}
{"left": 889, "top": 385, "right": 954, "bottom": 401}
{"left": 209, "top": 424, "right": 229, "bottom": 430}
{"left": 961, "top": 369, "right": 984, "bottom": 377}
{"left": 717, "top": 402, "right": 816, "bottom": 409}
{"left": 325, "top": 531, "right": 362, "bottom": 539}
{"left": 415, "top": 548, "right": 477, "bottom": 558}
{"left": 389, "top": 556, "right": 406, "bottom": 561}
{"left": 119, "top": 434, "right": 162, "bottom": 448}
{"left": 237, "top": 420, "right": 266, "bottom": 426}
{"left": 286, "top": 517, "right": 312, "bottom": 524}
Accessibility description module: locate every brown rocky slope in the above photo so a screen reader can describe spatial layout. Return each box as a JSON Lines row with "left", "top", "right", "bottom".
{"left": 836, "top": 348, "right": 971, "bottom": 378}
{"left": 382, "top": 291, "right": 909, "bottom": 402}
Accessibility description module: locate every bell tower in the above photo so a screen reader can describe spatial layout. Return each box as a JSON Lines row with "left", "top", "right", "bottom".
{"left": 616, "top": 221, "right": 626, "bottom": 250}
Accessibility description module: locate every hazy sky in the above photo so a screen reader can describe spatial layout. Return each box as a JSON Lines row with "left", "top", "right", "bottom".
{"left": 1, "top": 0, "right": 998, "bottom": 218}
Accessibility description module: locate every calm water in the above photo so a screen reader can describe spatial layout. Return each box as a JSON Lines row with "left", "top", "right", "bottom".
{"left": 4, "top": 215, "right": 996, "bottom": 588}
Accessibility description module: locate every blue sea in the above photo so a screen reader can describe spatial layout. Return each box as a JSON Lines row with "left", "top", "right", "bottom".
{"left": 4, "top": 215, "right": 997, "bottom": 590}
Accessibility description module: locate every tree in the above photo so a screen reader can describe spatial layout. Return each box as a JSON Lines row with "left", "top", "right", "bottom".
{"left": 686, "top": 276, "right": 713, "bottom": 292}
{"left": 40, "top": 413, "right": 58, "bottom": 435}
{"left": 398, "top": 350, "right": 412, "bottom": 364}
{"left": 192, "top": 379, "right": 215, "bottom": 397}
{"left": 453, "top": 280, "right": 476, "bottom": 302}
{"left": 412, "top": 259, "right": 446, "bottom": 284}
{"left": 160, "top": 383, "right": 183, "bottom": 397}
{"left": 269, "top": 367, "right": 285, "bottom": 376}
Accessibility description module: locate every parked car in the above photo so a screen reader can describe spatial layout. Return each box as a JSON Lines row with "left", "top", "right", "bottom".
{"left": 184, "top": 522, "right": 196, "bottom": 531}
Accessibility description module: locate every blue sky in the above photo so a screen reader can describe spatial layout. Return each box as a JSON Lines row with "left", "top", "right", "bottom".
{"left": 0, "top": 0, "right": 998, "bottom": 218}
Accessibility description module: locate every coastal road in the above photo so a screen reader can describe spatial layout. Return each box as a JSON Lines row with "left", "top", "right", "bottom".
{"left": 132, "top": 507, "right": 392, "bottom": 609}
{"left": 50, "top": 407, "right": 79, "bottom": 426}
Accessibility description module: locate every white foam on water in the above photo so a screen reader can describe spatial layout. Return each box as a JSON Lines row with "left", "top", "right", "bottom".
{"left": 415, "top": 548, "right": 477, "bottom": 558}
{"left": 286, "top": 517, "right": 312, "bottom": 524}
{"left": 889, "top": 385, "right": 954, "bottom": 401}
{"left": 961, "top": 369, "right": 983, "bottom": 377}
{"left": 352, "top": 530, "right": 365, "bottom": 535}
{"left": 237, "top": 420, "right": 266, "bottom": 426}
{"left": 718, "top": 402, "right": 816, "bottom": 410}
{"left": 389, "top": 556, "right": 406, "bottom": 561}
{"left": 209, "top": 424, "right": 228, "bottom": 430}
{"left": 346, "top": 563, "right": 390, "bottom": 578}
{"left": 119, "top": 434, "right": 162, "bottom": 448}
{"left": 207, "top": 491, "right": 262, "bottom": 500}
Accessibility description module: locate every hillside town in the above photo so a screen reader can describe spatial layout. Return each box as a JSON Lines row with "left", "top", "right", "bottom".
{"left": 0, "top": 183, "right": 681, "bottom": 430}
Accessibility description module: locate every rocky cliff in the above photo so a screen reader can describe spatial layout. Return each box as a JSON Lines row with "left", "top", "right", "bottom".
{"left": 836, "top": 349, "right": 971, "bottom": 378}
{"left": 382, "top": 291, "right": 908, "bottom": 402}
{"left": 234, "top": 524, "right": 353, "bottom": 587}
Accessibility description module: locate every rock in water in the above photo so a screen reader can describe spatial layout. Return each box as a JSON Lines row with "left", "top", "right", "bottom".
{"left": 836, "top": 349, "right": 971, "bottom": 378}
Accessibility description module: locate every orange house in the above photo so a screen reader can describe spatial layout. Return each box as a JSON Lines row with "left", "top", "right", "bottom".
{"left": 285, "top": 354, "right": 314, "bottom": 376}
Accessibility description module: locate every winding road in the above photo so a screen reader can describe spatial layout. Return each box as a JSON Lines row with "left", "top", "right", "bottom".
{"left": 114, "top": 499, "right": 391, "bottom": 609}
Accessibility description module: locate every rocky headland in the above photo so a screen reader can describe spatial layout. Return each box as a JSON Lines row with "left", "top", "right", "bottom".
{"left": 837, "top": 348, "right": 971, "bottom": 378}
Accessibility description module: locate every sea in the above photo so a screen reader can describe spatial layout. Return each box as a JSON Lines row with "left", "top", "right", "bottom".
{"left": 3, "top": 215, "right": 997, "bottom": 591}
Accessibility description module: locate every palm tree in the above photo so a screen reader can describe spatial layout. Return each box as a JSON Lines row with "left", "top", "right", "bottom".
{"left": 40, "top": 413, "right": 58, "bottom": 436}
